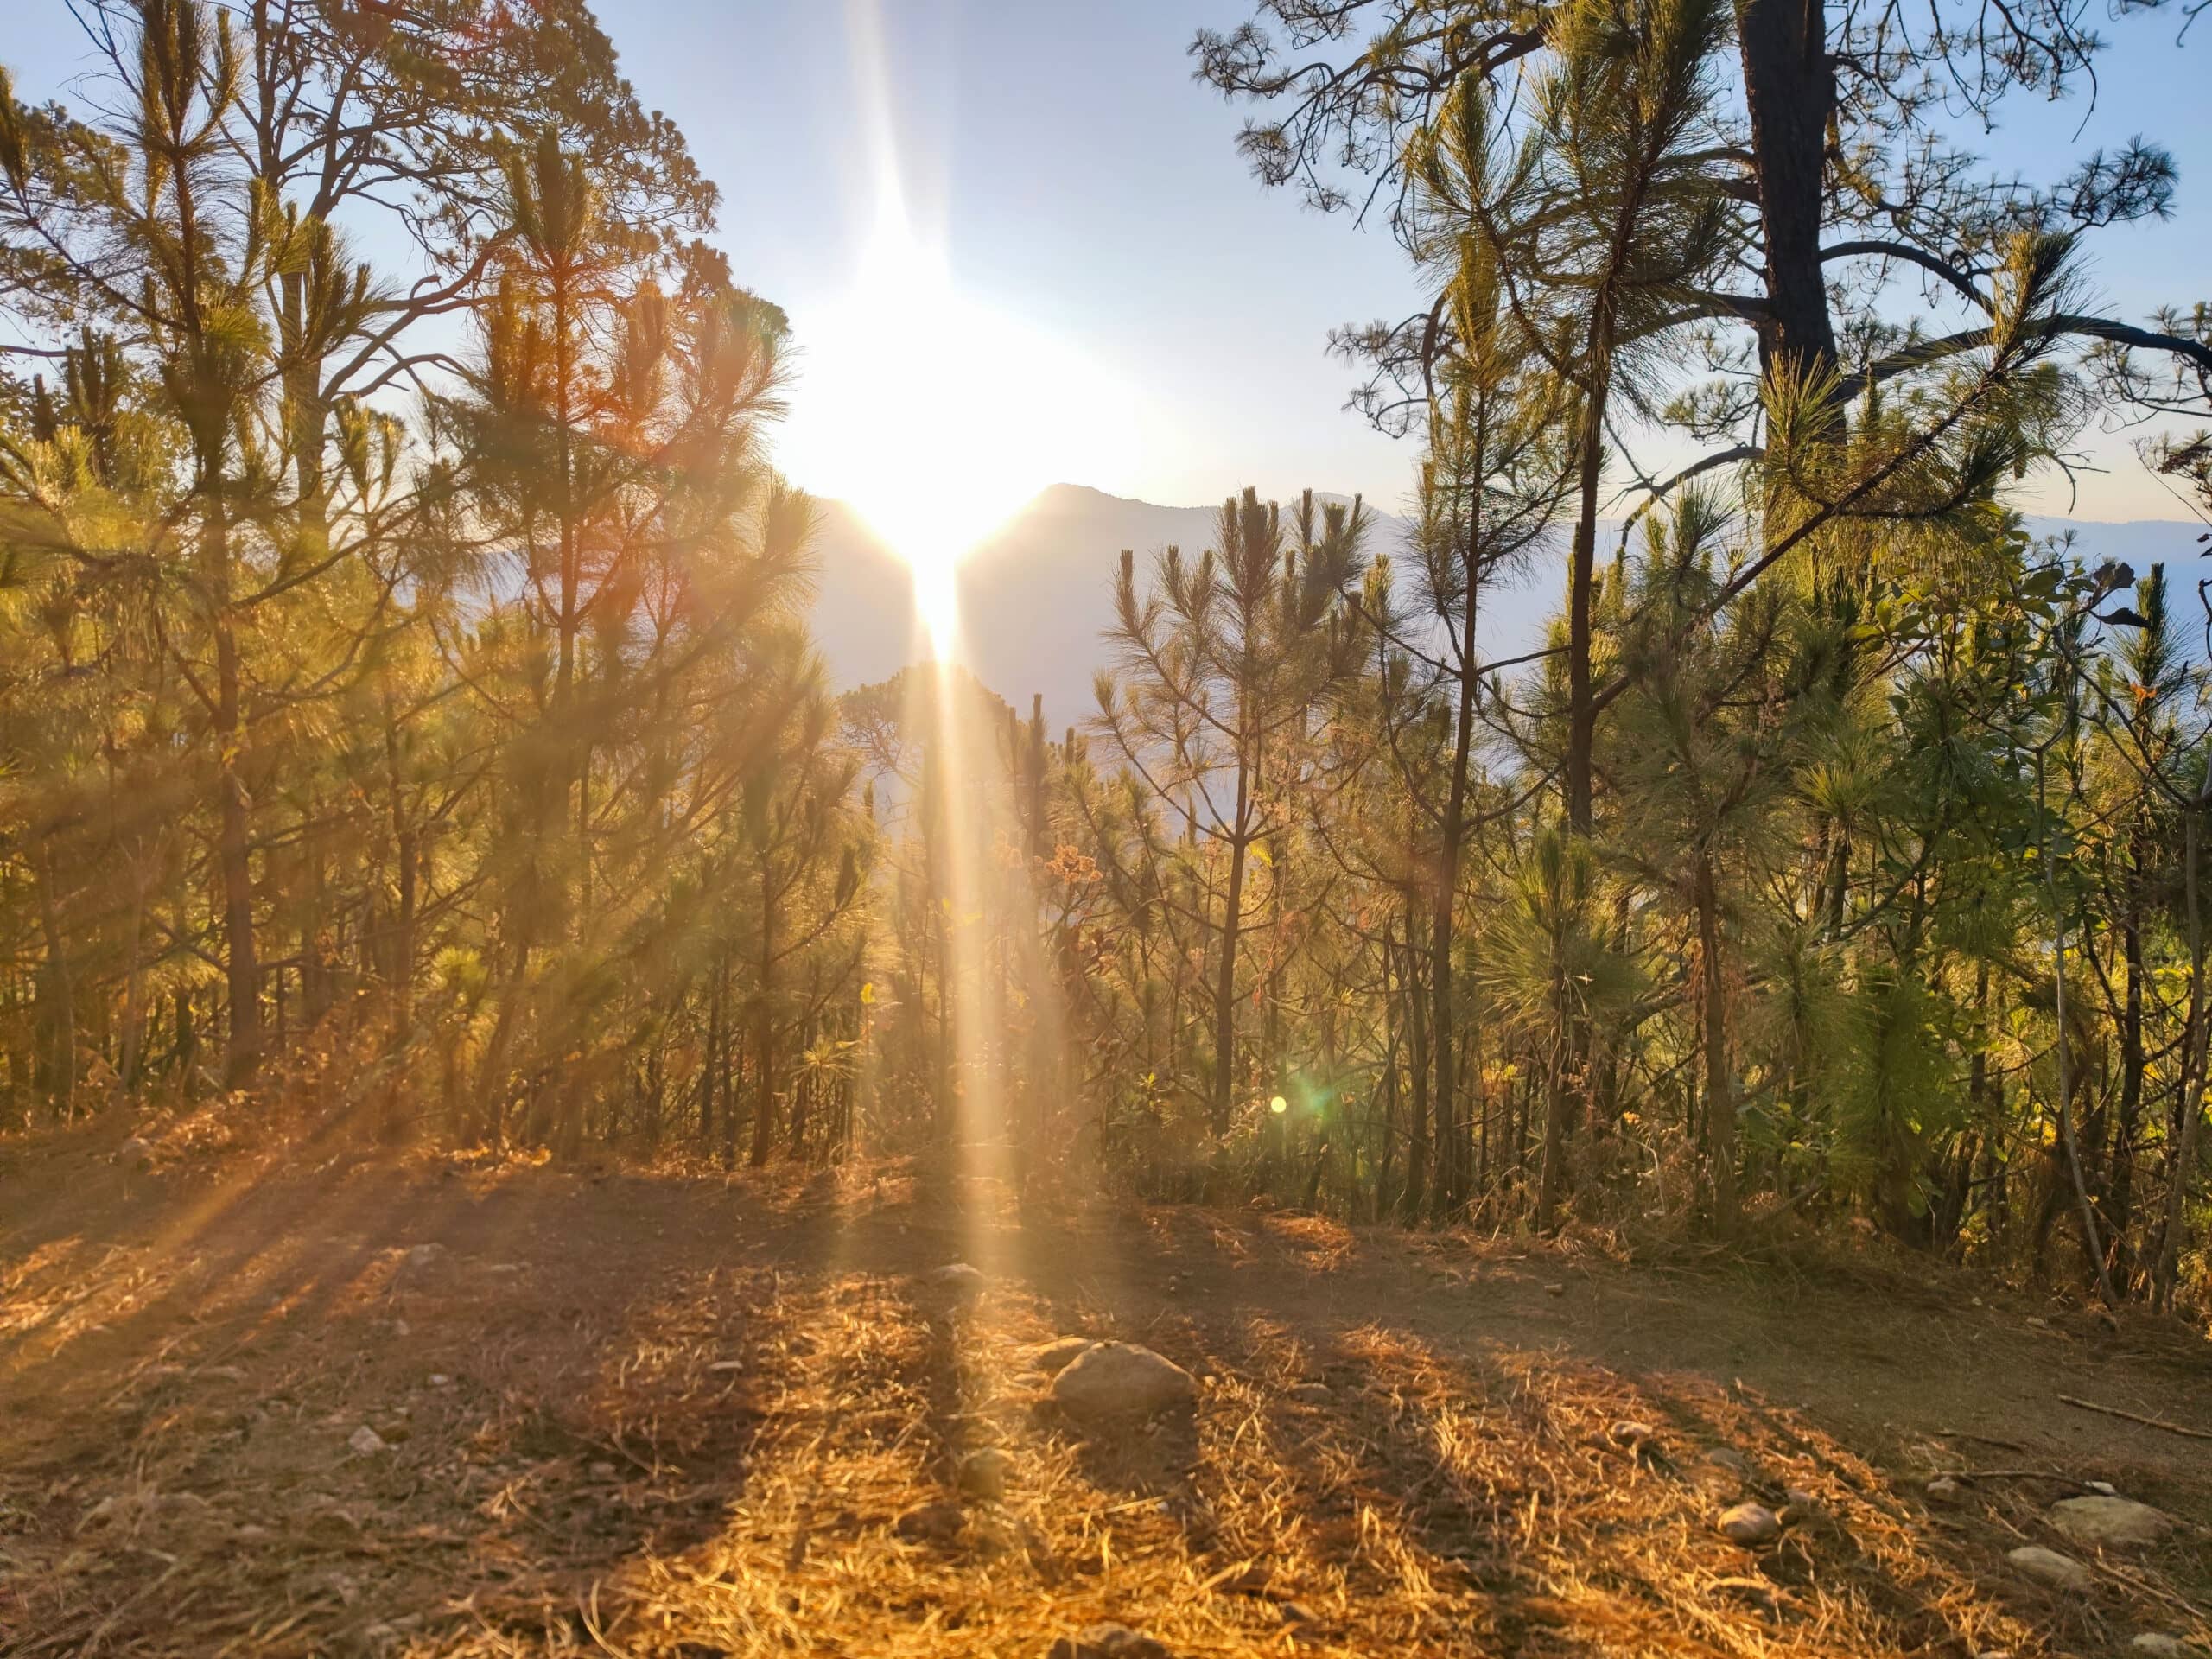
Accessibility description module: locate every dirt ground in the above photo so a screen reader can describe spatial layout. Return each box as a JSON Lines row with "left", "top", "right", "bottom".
{"left": 1, "top": 1124, "right": 2207, "bottom": 1658}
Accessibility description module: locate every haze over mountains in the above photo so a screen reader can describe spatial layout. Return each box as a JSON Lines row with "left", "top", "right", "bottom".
{"left": 806, "top": 482, "right": 2204, "bottom": 727}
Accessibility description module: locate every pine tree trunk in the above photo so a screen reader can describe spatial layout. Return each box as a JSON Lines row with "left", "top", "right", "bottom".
{"left": 751, "top": 860, "right": 778, "bottom": 1169}
{"left": 215, "top": 604, "right": 262, "bottom": 1086}
{"left": 1734, "top": 0, "right": 1840, "bottom": 383}
{"left": 1696, "top": 855, "right": 1738, "bottom": 1237}
{"left": 1211, "top": 756, "right": 1253, "bottom": 1136}
{"left": 32, "top": 849, "right": 74, "bottom": 1118}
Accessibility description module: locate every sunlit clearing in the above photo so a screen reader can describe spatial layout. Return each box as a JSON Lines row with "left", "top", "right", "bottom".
{"left": 781, "top": 196, "right": 1135, "bottom": 658}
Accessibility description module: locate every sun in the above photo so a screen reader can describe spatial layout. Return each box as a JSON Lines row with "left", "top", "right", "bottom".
{"left": 781, "top": 196, "right": 1133, "bottom": 659}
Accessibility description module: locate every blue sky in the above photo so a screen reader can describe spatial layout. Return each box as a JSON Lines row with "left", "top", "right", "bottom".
{"left": 8, "top": 0, "right": 2207, "bottom": 522}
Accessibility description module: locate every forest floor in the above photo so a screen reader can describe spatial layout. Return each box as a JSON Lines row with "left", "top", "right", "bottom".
{"left": 1, "top": 1122, "right": 2208, "bottom": 1658}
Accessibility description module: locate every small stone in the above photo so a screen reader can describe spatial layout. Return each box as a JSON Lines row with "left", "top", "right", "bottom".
{"left": 1051, "top": 1342, "right": 1197, "bottom": 1424}
{"left": 2085, "top": 1480, "right": 2117, "bottom": 1497}
{"left": 1926, "top": 1476, "right": 1963, "bottom": 1503}
{"left": 234, "top": 1522, "right": 270, "bottom": 1542}
{"left": 1046, "top": 1624, "right": 1172, "bottom": 1659}
{"left": 924, "top": 1262, "right": 987, "bottom": 1296}
{"left": 346, "top": 1425, "right": 388, "bottom": 1457}
{"left": 427, "top": 1374, "right": 453, "bottom": 1388}
{"left": 1705, "top": 1446, "right": 1751, "bottom": 1477}
{"left": 2130, "top": 1636, "right": 2190, "bottom": 1656}
{"left": 2048, "top": 1495, "right": 2172, "bottom": 1548}
{"left": 1717, "top": 1503, "right": 1783, "bottom": 1547}
{"left": 957, "top": 1446, "right": 1012, "bottom": 1500}
{"left": 2007, "top": 1545, "right": 2093, "bottom": 1591}
{"left": 2025, "top": 1316, "right": 2049, "bottom": 1330}
{"left": 893, "top": 1502, "right": 965, "bottom": 1544}
{"left": 1287, "top": 1382, "right": 1333, "bottom": 1404}
{"left": 1030, "top": 1337, "right": 1094, "bottom": 1375}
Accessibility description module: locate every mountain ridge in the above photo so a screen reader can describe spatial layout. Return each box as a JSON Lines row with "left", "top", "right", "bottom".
{"left": 804, "top": 481, "right": 2204, "bottom": 728}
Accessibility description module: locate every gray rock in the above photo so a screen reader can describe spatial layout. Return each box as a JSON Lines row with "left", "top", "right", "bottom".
{"left": 1926, "top": 1476, "right": 1963, "bottom": 1503}
{"left": 2007, "top": 1545, "right": 2093, "bottom": 1591}
{"left": 346, "top": 1425, "right": 388, "bottom": 1458}
{"left": 2048, "top": 1495, "right": 2172, "bottom": 1549}
{"left": 1047, "top": 1624, "right": 1172, "bottom": 1659}
{"left": 924, "top": 1262, "right": 987, "bottom": 1296}
{"left": 2130, "top": 1636, "right": 2190, "bottom": 1656}
{"left": 1030, "top": 1337, "right": 1094, "bottom": 1375}
{"left": 1717, "top": 1503, "right": 1783, "bottom": 1547}
{"left": 1051, "top": 1341, "right": 1196, "bottom": 1423}
{"left": 1705, "top": 1446, "right": 1751, "bottom": 1477}
{"left": 957, "top": 1446, "right": 1012, "bottom": 1500}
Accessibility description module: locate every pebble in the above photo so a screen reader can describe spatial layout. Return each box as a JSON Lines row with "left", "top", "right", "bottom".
{"left": 1717, "top": 1503, "right": 1783, "bottom": 1547}
{"left": 2130, "top": 1636, "right": 2189, "bottom": 1656}
{"left": 1926, "top": 1476, "right": 1962, "bottom": 1503}
{"left": 1287, "top": 1382, "right": 1333, "bottom": 1404}
{"left": 1705, "top": 1446, "right": 1751, "bottom": 1477}
{"left": 346, "top": 1426, "right": 388, "bottom": 1457}
{"left": 957, "top": 1446, "right": 1012, "bottom": 1500}
{"left": 2006, "top": 1545, "right": 2093, "bottom": 1592}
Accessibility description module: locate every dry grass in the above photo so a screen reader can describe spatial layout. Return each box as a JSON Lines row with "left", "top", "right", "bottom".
{"left": 0, "top": 1132, "right": 2206, "bottom": 1657}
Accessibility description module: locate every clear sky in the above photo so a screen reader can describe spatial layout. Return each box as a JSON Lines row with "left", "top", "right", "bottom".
{"left": 7, "top": 0, "right": 2207, "bottom": 523}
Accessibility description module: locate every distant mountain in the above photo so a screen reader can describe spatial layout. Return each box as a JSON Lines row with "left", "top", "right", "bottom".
{"left": 803, "top": 483, "right": 2202, "bottom": 726}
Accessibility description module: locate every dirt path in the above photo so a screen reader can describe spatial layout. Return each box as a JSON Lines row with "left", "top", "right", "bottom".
{"left": 1, "top": 1128, "right": 2206, "bottom": 1657}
